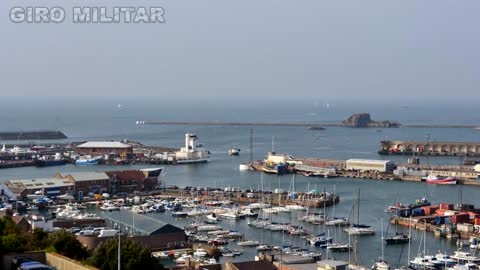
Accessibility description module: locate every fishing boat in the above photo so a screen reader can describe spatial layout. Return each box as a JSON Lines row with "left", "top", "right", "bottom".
{"left": 75, "top": 156, "right": 102, "bottom": 165}
{"left": 425, "top": 175, "right": 457, "bottom": 185}
{"left": 35, "top": 153, "right": 67, "bottom": 167}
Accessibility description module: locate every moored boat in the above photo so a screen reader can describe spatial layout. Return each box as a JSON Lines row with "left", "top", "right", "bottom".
{"left": 425, "top": 175, "right": 457, "bottom": 185}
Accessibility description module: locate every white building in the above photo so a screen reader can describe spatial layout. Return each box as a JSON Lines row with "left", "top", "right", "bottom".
{"left": 346, "top": 159, "right": 395, "bottom": 173}
{"left": 175, "top": 133, "right": 209, "bottom": 163}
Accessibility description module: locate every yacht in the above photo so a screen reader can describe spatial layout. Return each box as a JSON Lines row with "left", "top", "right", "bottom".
{"left": 371, "top": 259, "right": 390, "bottom": 270}
{"left": 344, "top": 224, "right": 375, "bottom": 235}
{"left": 193, "top": 249, "right": 208, "bottom": 257}
{"left": 409, "top": 255, "right": 436, "bottom": 270}
{"left": 325, "top": 217, "right": 350, "bottom": 226}
{"left": 307, "top": 233, "right": 333, "bottom": 247}
{"left": 451, "top": 251, "right": 480, "bottom": 264}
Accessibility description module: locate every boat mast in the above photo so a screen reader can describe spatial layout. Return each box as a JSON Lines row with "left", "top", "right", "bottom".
{"left": 272, "top": 136, "right": 275, "bottom": 153}
{"left": 381, "top": 218, "right": 384, "bottom": 261}
{"left": 357, "top": 188, "right": 360, "bottom": 225}
{"left": 407, "top": 216, "right": 412, "bottom": 265}
{"left": 249, "top": 129, "right": 253, "bottom": 163}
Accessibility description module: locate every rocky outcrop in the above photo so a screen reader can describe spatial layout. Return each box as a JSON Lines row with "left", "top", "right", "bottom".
{"left": 343, "top": 113, "right": 400, "bottom": 128}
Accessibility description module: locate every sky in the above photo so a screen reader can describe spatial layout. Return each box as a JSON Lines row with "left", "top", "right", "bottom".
{"left": 1, "top": 1, "right": 480, "bottom": 101}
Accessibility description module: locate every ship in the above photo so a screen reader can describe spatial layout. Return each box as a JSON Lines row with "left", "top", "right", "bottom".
{"left": 75, "top": 156, "right": 103, "bottom": 165}
{"left": 174, "top": 133, "right": 209, "bottom": 164}
{"left": 425, "top": 175, "right": 457, "bottom": 185}
{"left": 35, "top": 153, "right": 67, "bottom": 167}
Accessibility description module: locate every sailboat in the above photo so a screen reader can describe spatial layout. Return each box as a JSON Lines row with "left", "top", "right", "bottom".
{"left": 344, "top": 189, "right": 375, "bottom": 235}
{"left": 409, "top": 221, "right": 435, "bottom": 270}
{"left": 325, "top": 185, "right": 350, "bottom": 227}
{"left": 371, "top": 219, "right": 390, "bottom": 270}
{"left": 385, "top": 194, "right": 410, "bottom": 244}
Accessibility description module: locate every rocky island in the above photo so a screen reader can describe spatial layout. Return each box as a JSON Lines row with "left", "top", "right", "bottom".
{"left": 343, "top": 113, "right": 400, "bottom": 128}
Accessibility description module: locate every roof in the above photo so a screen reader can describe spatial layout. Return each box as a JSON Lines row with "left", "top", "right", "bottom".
{"left": 346, "top": 159, "right": 392, "bottom": 164}
{"left": 66, "top": 172, "right": 109, "bottom": 182}
{"left": 76, "top": 141, "right": 132, "bottom": 149}
{"left": 105, "top": 170, "right": 146, "bottom": 181}
{"left": 8, "top": 178, "right": 73, "bottom": 189}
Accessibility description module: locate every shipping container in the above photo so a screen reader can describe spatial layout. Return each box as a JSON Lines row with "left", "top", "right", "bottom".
{"left": 422, "top": 206, "right": 439, "bottom": 216}
{"left": 439, "top": 203, "right": 454, "bottom": 210}
{"left": 457, "top": 223, "right": 474, "bottom": 233}
{"left": 452, "top": 214, "right": 470, "bottom": 224}
{"left": 412, "top": 208, "right": 425, "bottom": 217}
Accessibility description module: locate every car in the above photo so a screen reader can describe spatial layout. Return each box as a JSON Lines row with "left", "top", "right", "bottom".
{"left": 68, "top": 227, "right": 81, "bottom": 234}
{"left": 18, "top": 261, "right": 55, "bottom": 270}
{"left": 11, "top": 256, "right": 35, "bottom": 269}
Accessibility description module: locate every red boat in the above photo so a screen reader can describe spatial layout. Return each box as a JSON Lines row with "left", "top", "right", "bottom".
{"left": 425, "top": 175, "right": 457, "bottom": 185}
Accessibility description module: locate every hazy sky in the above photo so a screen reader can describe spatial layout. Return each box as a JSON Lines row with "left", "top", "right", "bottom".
{"left": 1, "top": 1, "right": 480, "bottom": 100}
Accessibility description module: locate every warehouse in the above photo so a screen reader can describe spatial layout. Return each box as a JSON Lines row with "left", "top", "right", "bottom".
{"left": 74, "top": 141, "right": 133, "bottom": 155}
{"left": 346, "top": 159, "right": 395, "bottom": 173}
{"left": 6, "top": 178, "right": 74, "bottom": 198}
{"left": 106, "top": 168, "right": 162, "bottom": 194}
{"left": 60, "top": 172, "right": 110, "bottom": 198}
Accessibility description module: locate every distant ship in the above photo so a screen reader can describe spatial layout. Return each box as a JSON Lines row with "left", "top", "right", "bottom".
{"left": 306, "top": 126, "right": 325, "bottom": 131}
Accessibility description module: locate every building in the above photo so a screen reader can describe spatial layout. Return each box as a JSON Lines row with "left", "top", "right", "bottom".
{"left": 74, "top": 141, "right": 133, "bottom": 156}
{"left": 175, "top": 133, "right": 209, "bottom": 163}
{"left": 317, "top": 260, "right": 349, "bottom": 270}
{"left": 78, "top": 219, "right": 186, "bottom": 251}
{"left": 105, "top": 168, "right": 162, "bottom": 194}
{"left": 59, "top": 172, "right": 110, "bottom": 198}
{"left": 6, "top": 178, "right": 74, "bottom": 198}
{"left": 346, "top": 159, "right": 395, "bottom": 173}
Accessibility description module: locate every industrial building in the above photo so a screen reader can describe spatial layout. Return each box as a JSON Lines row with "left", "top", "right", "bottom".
{"left": 105, "top": 168, "right": 162, "bottom": 194}
{"left": 74, "top": 141, "right": 133, "bottom": 156}
{"left": 346, "top": 159, "right": 395, "bottom": 173}
{"left": 6, "top": 178, "right": 74, "bottom": 198}
{"left": 59, "top": 172, "right": 110, "bottom": 198}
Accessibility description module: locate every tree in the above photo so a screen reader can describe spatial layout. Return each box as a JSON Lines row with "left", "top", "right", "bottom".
{"left": 87, "top": 238, "right": 164, "bottom": 270}
{"left": 48, "top": 230, "right": 90, "bottom": 260}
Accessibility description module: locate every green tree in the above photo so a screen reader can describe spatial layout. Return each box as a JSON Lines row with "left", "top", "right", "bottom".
{"left": 48, "top": 230, "right": 90, "bottom": 260}
{"left": 87, "top": 238, "right": 163, "bottom": 270}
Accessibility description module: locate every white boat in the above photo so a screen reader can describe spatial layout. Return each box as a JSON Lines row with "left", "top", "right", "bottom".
{"left": 425, "top": 174, "right": 457, "bottom": 185}
{"left": 451, "top": 251, "right": 480, "bottom": 264}
{"left": 239, "top": 164, "right": 250, "bottom": 171}
{"left": 325, "top": 217, "right": 350, "bottom": 226}
{"left": 344, "top": 224, "right": 375, "bottom": 235}
{"left": 193, "top": 248, "right": 208, "bottom": 257}
{"left": 409, "top": 255, "right": 435, "bottom": 270}
{"left": 228, "top": 148, "right": 240, "bottom": 156}
{"left": 285, "top": 204, "right": 308, "bottom": 211}
{"left": 326, "top": 243, "right": 352, "bottom": 252}
{"left": 371, "top": 260, "right": 390, "bottom": 270}
{"left": 237, "top": 240, "right": 259, "bottom": 246}
{"left": 219, "top": 210, "right": 241, "bottom": 220}
{"left": 206, "top": 213, "right": 220, "bottom": 222}
{"left": 256, "top": 244, "right": 272, "bottom": 251}
{"left": 447, "top": 263, "right": 479, "bottom": 270}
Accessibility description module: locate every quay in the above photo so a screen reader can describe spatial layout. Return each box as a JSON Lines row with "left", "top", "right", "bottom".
{"left": 248, "top": 154, "right": 480, "bottom": 185}
{"left": 379, "top": 140, "right": 480, "bottom": 157}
